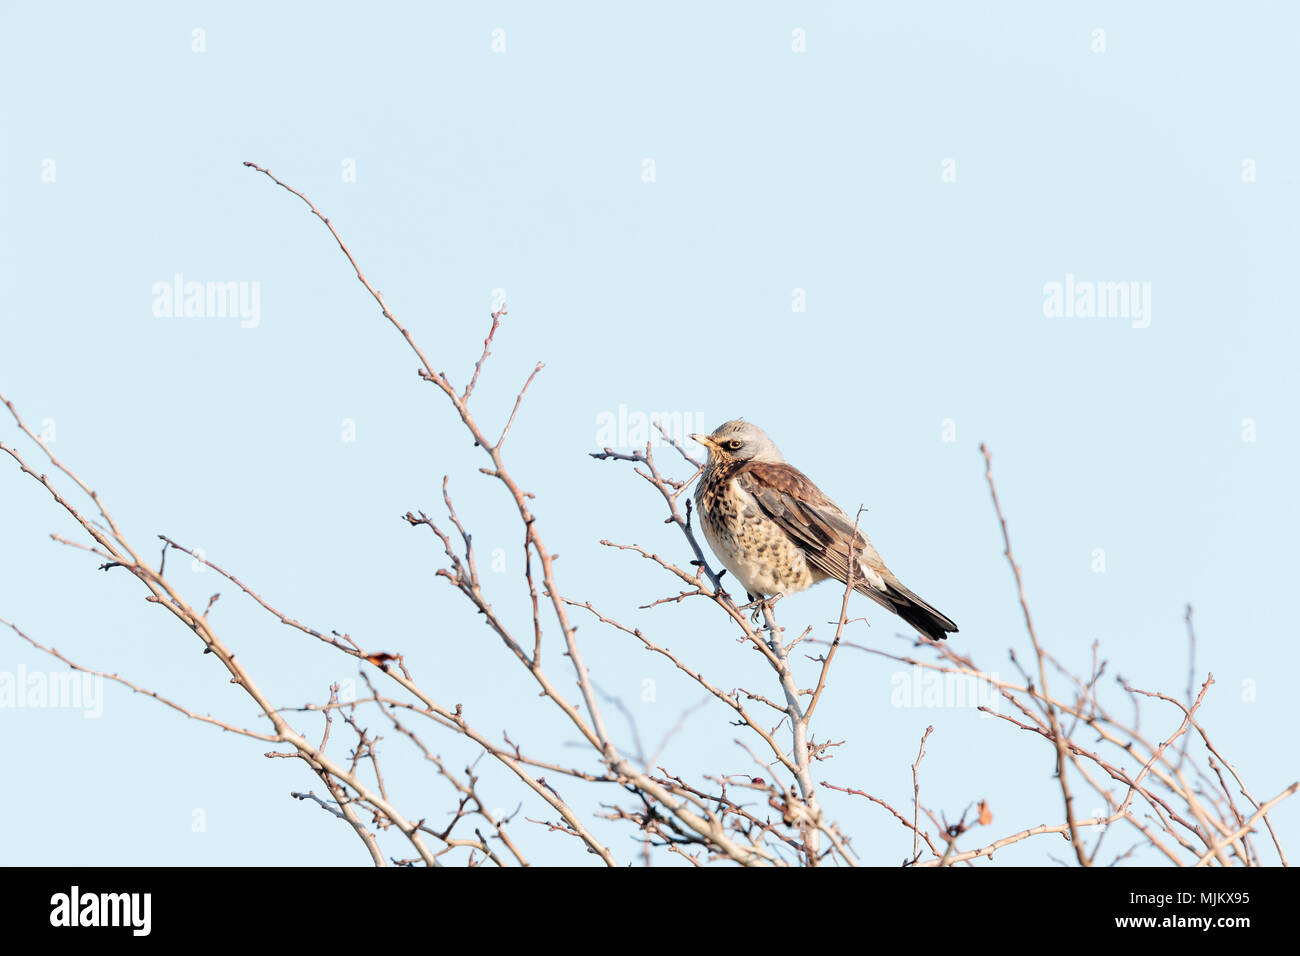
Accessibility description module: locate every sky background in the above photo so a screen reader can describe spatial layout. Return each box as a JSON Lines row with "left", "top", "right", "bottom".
{"left": 1, "top": 2, "right": 1296, "bottom": 867}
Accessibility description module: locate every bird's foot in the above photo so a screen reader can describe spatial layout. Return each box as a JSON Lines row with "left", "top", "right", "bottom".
{"left": 737, "top": 593, "right": 765, "bottom": 625}
{"left": 739, "top": 593, "right": 784, "bottom": 631}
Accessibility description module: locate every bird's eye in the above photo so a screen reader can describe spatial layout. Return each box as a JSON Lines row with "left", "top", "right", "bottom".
{"left": 726, "top": 439, "right": 743, "bottom": 451}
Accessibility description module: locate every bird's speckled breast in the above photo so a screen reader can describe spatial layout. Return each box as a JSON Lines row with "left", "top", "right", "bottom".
{"left": 695, "top": 461, "right": 815, "bottom": 598}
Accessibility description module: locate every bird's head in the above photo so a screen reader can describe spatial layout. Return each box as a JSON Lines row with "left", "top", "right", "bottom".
{"left": 690, "top": 420, "right": 784, "bottom": 464}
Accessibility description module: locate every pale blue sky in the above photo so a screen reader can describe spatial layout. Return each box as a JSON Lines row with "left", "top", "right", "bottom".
{"left": 1, "top": 3, "right": 1296, "bottom": 865}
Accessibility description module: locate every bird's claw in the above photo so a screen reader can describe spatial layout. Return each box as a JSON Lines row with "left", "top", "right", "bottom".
{"left": 738, "top": 593, "right": 784, "bottom": 630}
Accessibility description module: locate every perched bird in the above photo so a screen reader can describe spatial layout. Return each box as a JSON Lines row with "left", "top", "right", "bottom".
{"left": 690, "top": 420, "right": 958, "bottom": 642}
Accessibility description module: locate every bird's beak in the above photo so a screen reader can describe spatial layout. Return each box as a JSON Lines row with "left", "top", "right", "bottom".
{"left": 690, "top": 433, "right": 717, "bottom": 451}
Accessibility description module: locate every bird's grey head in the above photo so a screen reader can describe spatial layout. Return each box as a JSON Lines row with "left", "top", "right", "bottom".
{"left": 690, "top": 419, "right": 785, "bottom": 464}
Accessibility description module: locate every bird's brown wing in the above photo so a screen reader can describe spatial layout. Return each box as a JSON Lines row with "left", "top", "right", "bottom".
{"left": 733, "top": 462, "right": 884, "bottom": 588}
{"left": 734, "top": 461, "right": 958, "bottom": 641}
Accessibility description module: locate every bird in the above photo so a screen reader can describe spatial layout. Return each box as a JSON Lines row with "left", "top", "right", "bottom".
{"left": 689, "top": 419, "right": 958, "bottom": 642}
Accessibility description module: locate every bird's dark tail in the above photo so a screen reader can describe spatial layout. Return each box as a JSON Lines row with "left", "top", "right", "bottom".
{"left": 883, "top": 582, "right": 958, "bottom": 642}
